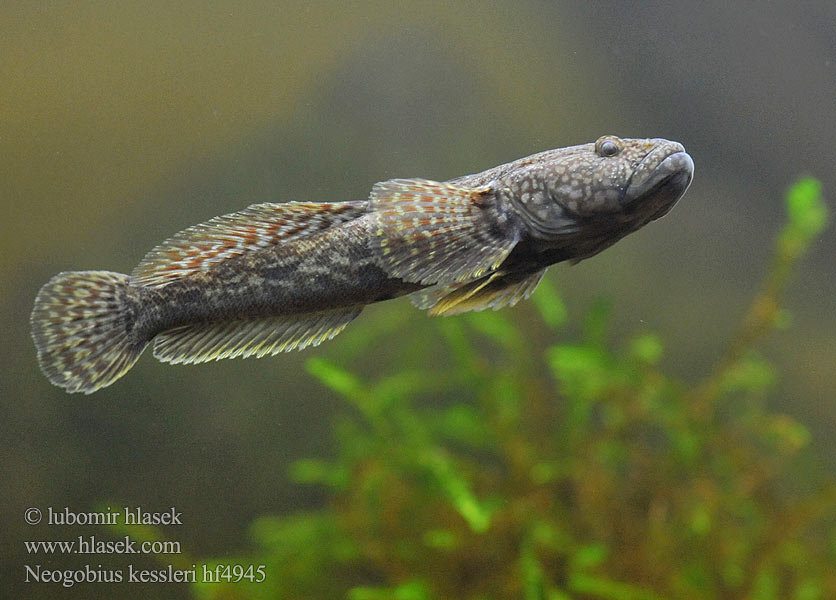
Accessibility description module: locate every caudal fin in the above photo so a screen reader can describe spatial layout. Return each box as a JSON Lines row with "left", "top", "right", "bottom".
{"left": 31, "top": 271, "right": 147, "bottom": 394}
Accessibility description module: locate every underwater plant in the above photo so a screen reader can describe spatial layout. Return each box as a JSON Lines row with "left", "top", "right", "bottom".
{"left": 125, "top": 178, "right": 833, "bottom": 599}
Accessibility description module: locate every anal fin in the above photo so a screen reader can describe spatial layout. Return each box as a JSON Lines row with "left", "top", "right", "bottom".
{"left": 410, "top": 269, "right": 546, "bottom": 316}
{"left": 152, "top": 306, "right": 363, "bottom": 364}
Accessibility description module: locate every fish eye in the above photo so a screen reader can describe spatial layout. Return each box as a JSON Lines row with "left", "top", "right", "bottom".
{"left": 595, "top": 138, "right": 621, "bottom": 157}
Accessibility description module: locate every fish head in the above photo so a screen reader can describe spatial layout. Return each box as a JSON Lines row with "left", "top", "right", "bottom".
{"left": 502, "top": 136, "right": 694, "bottom": 241}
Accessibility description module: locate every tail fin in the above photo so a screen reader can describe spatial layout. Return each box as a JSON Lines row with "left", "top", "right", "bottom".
{"left": 31, "top": 271, "right": 147, "bottom": 394}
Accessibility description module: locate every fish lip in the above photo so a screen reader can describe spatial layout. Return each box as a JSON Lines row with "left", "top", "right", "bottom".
{"left": 622, "top": 146, "right": 694, "bottom": 217}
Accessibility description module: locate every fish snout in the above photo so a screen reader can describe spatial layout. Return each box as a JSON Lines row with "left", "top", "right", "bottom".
{"left": 622, "top": 142, "right": 694, "bottom": 219}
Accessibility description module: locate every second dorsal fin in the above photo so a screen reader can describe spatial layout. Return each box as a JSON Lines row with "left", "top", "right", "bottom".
{"left": 132, "top": 201, "right": 366, "bottom": 287}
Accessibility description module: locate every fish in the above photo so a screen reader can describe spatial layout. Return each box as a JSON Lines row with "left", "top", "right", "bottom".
{"left": 31, "top": 136, "right": 694, "bottom": 394}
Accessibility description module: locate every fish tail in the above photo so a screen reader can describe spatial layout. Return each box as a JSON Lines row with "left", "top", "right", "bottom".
{"left": 31, "top": 271, "right": 147, "bottom": 394}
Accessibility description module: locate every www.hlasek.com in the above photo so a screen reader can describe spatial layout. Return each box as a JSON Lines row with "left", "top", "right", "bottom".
{"left": 23, "top": 506, "right": 266, "bottom": 587}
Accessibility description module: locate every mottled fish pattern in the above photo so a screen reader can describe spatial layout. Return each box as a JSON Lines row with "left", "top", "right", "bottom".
{"left": 31, "top": 136, "right": 694, "bottom": 393}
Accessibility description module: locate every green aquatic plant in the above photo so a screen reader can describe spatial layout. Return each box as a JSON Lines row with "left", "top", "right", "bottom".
{"left": 169, "top": 178, "right": 831, "bottom": 599}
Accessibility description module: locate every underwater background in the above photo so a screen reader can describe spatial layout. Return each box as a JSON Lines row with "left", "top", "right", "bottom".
{"left": 2, "top": 2, "right": 835, "bottom": 598}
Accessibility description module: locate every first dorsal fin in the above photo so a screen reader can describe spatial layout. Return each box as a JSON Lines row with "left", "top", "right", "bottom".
{"left": 369, "top": 178, "right": 519, "bottom": 286}
{"left": 152, "top": 306, "right": 363, "bottom": 364}
{"left": 132, "top": 201, "right": 366, "bottom": 287}
{"left": 409, "top": 269, "right": 546, "bottom": 316}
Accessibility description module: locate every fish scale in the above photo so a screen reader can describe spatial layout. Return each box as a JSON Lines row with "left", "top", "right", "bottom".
{"left": 31, "top": 136, "right": 693, "bottom": 393}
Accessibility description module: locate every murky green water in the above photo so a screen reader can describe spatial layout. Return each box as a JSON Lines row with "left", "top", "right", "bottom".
{"left": 3, "top": 2, "right": 834, "bottom": 598}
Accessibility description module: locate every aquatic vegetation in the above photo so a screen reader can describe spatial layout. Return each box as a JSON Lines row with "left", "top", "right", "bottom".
{"left": 160, "top": 178, "right": 832, "bottom": 599}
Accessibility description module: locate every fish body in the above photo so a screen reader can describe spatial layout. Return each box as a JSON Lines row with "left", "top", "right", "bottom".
{"left": 31, "top": 136, "right": 694, "bottom": 393}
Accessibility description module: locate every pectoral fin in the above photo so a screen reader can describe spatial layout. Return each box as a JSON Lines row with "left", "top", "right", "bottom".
{"left": 410, "top": 269, "right": 546, "bottom": 316}
{"left": 370, "top": 178, "right": 519, "bottom": 285}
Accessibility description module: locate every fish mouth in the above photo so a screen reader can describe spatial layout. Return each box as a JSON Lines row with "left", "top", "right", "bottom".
{"left": 622, "top": 144, "right": 694, "bottom": 220}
